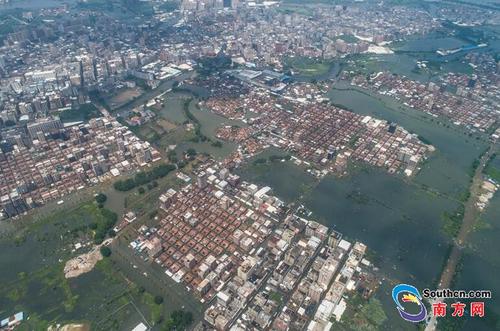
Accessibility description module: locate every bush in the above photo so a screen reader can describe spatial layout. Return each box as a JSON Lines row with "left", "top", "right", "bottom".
{"left": 100, "top": 246, "right": 112, "bottom": 257}
{"left": 138, "top": 187, "right": 146, "bottom": 194}
{"left": 154, "top": 295, "right": 164, "bottom": 305}
{"left": 95, "top": 193, "right": 107, "bottom": 204}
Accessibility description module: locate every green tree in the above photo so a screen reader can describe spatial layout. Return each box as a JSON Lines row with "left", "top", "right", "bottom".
{"left": 95, "top": 193, "right": 107, "bottom": 204}
{"left": 100, "top": 246, "right": 112, "bottom": 257}
{"left": 186, "top": 148, "right": 197, "bottom": 157}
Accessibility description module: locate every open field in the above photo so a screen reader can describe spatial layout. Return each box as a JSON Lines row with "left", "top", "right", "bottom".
{"left": 284, "top": 57, "right": 333, "bottom": 77}
{"left": 107, "top": 87, "right": 144, "bottom": 110}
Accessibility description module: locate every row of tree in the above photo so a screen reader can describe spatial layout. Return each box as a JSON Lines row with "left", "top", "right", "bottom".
{"left": 114, "top": 164, "right": 176, "bottom": 191}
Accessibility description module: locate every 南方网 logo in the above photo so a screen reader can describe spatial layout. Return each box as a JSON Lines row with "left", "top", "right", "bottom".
{"left": 392, "top": 284, "right": 427, "bottom": 322}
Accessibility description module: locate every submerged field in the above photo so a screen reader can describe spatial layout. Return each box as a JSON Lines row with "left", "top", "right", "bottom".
{"left": 0, "top": 186, "right": 201, "bottom": 330}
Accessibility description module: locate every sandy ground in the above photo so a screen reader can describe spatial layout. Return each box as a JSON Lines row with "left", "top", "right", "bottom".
{"left": 109, "top": 87, "right": 143, "bottom": 109}
{"left": 64, "top": 239, "right": 113, "bottom": 279}
{"left": 48, "top": 323, "right": 91, "bottom": 331}
{"left": 365, "top": 45, "right": 394, "bottom": 54}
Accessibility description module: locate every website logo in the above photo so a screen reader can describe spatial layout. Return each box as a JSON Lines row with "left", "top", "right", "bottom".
{"left": 392, "top": 284, "right": 427, "bottom": 322}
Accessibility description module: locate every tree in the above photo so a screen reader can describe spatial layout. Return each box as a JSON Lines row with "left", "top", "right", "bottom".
{"left": 138, "top": 187, "right": 146, "bottom": 194}
{"left": 100, "top": 246, "right": 112, "bottom": 257}
{"left": 186, "top": 148, "right": 197, "bottom": 157}
{"left": 113, "top": 164, "right": 175, "bottom": 192}
{"left": 96, "top": 194, "right": 107, "bottom": 205}
{"left": 154, "top": 295, "right": 164, "bottom": 305}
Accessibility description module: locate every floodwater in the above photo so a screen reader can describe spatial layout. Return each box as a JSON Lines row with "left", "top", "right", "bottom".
{"left": 238, "top": 78, "right": 491, "bottom": 329}
{"left": 328, "top": 81, "right": 488, "bottom": 198}
{"left": 324, "top": 83, "right": 494, "bottom": 331}
{"left": 158, "top": 91, "right": 245, "bottom": 160}
{"left": 455, "top": 192, "right": 500, "bottom": 330}
{"left": 237, "top": 148, "right": 316, "bottom": 203}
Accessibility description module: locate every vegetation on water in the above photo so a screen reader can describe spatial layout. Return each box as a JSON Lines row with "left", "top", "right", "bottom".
{"left": 183, "top": 98, "right": 209, "bottom": 142}
{"left": 113, "top": 164, "right": 176, "bottom": 191}
{"left": 331, "top": 294, "right": 387, "bottom": 330}
{"left": 211, "top": 140, "right": 223, "bottom": 148}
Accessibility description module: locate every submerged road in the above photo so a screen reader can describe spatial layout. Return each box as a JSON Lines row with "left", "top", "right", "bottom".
{"left": 426, "top": 141, "right": 498, "bottom": 331}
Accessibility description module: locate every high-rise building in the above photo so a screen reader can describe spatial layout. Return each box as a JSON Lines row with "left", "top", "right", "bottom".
{"left": 27, "top": 117, "right": 63, "bottom": 138}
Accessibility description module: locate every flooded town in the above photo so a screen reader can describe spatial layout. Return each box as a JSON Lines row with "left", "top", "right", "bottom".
{"left": 0, "top": 0, "right": 499, "bottom": 331}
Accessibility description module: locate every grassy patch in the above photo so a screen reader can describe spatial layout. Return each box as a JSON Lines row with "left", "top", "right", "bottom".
{"left": 284, "top": 57, "right": 332, "bottom": 77}
{"left": 484, "top": 153, "right": 500, "bottom": 182}
{"left": 441, "top": 205, "right": 465, "bottom": 238}
{"left": 142, "top": 292, "right": 164, "bottom": 325}
{"left": 59, "top": 104, "right": 101, "bottom": 123}
{"left": 335, "top": 34, "right": 359, "bottom": 43}
{"left": 331, "top": 294, "right": 388, "bottom": 330}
